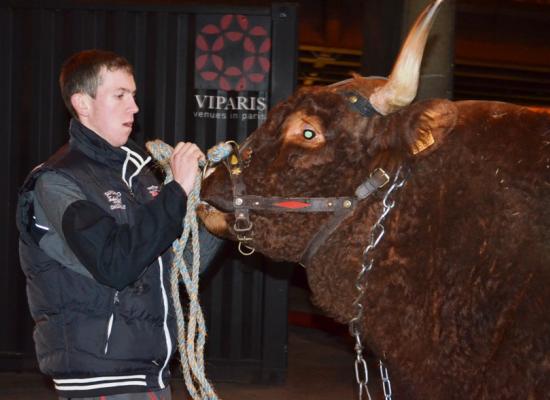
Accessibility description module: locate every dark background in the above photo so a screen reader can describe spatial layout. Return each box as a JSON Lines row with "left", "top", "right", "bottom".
{"left": 1, "top": 0, "right": 548, "bottom": 384}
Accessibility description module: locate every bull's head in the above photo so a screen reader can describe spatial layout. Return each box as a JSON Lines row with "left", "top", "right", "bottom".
{"left": 199, "top": 0, "right": 456, "bottom": 262}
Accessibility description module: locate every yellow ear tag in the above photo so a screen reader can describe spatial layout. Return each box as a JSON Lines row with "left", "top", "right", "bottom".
{"left": 230, "top": 154, "right": 239, "bottom": 165}
{"left": 411, "top": 133, "right": 435, "bottom": 155}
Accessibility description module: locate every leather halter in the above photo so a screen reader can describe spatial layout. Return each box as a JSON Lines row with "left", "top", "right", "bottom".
{"left": 222, "top": 90, "right": 388, "bottom": 265}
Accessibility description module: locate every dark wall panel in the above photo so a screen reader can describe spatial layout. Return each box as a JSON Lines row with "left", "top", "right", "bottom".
{"left": 0, "top": 0, "right": 297, "bottom": 383}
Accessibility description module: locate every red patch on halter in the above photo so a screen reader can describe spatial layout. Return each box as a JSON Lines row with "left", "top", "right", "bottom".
{"left": 274, "top": 201, "right": 311, "bottom": 209}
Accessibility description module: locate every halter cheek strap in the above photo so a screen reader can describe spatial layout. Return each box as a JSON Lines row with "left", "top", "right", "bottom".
{"left": 299, "top": 168, "right": 389, "bottom": 266}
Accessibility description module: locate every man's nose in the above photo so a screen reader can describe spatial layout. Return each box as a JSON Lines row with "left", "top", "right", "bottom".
{"left": 129, "top": 97, "right": 139, "bottom": 114}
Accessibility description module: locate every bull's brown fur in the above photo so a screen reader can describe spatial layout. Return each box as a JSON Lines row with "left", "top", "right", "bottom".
{"left": 200, "top": 87, "right": 550, "bottom": 398}
{"left": 306, "top": 99, "right": 550, "bottom": 398}
{"left": 198, "top": 0, "right": 550, "bottom": 396}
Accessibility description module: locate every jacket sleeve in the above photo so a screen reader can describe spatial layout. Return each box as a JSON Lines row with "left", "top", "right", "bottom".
{"left": 34, "top": 171, "right": 187, "bottom": 290}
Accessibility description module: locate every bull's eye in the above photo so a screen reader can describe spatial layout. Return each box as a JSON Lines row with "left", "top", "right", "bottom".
{"left": 303, "top": 129, "right": 316, "bottom": 140}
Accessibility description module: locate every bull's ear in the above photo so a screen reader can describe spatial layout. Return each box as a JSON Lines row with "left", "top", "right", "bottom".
{"left": 403, "top": 99, "right": 458, "bottom": 156}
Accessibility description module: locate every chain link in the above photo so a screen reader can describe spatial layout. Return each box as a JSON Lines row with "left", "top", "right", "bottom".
{"left": 379, "top": 360, "right": 393, "bottom": 400}
{"left": 348, "top": 166, "right": 406, "bottom": 400}
{"left": 354, "top": 332, "right": 372, "bottom": 400}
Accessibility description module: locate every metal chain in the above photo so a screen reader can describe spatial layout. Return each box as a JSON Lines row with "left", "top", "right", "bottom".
{"left": 354, "top": 331, "right": 372, "bottom": 400}
{"left": 348, "top": 166, "right": 406, "bottom": 400}
{"left": 379, "top": 360, "right": 393, "bottom": 400}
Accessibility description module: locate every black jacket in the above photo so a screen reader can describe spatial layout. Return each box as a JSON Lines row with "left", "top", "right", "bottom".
{"left": 17, "top": 119, "right": 221, "bottom": 398}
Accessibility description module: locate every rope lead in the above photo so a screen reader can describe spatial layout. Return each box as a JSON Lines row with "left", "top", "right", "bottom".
{"left": 146, "top": 139, "right": 231, "bottom": 400}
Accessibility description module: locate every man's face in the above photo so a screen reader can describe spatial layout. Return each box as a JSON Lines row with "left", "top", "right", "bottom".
{"left": 82, "top": 68, "right": 139, "bottom": 147}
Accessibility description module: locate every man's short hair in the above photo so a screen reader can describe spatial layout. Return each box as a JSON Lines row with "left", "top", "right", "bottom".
{"left": 59, "top": 49, "right": 134, "bottom": 119}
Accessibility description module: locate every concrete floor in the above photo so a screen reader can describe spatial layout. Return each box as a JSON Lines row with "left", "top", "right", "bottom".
{"left": 0, "top": 283, "right": 387, "bottom": 400}
{"left": 0, "top": 325, "right": 388, "bottom": 400}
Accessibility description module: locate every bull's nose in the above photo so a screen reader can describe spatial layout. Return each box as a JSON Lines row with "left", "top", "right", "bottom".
{"left": 200, "top": 165, "right": 235, "bottom": 212}
{"left": 201, "top": 195, "right": 234, "bottom": 213}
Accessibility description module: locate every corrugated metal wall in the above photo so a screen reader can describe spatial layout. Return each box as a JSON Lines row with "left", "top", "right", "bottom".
{"left": 0, "top": 0, "right": 297, "bottom": 383}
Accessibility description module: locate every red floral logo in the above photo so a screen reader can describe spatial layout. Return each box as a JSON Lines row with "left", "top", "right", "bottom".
{"left": 195, "top": 14, "right": 271, "bottom": 91}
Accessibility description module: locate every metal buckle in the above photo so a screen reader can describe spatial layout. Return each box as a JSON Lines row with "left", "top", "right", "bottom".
{"left": 371, "top": 168, "right": 390, "bottom": 188}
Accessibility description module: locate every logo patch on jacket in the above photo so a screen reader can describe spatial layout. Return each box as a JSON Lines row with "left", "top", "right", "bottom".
{"left": 104, "top": 190, "right": 126, "bottom": 210}
{"left": 147, "top": 185, "right": 160, "bottom": 198}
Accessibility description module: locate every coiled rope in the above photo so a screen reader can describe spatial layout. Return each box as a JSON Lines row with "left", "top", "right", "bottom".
{"left": 146, "top": 139, "right": 232, "bottom": 400}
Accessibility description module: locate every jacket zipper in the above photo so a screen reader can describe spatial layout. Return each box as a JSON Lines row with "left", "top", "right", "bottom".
{"left": 103, "top": 291, "right": 119, "bottom": 354}
{"left": 157, "top": 256, "right": 172, "bottom": 389}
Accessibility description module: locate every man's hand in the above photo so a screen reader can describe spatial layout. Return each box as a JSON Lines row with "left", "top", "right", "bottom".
{"left": 170, "top": 142, "right": 205, "bottom": 195}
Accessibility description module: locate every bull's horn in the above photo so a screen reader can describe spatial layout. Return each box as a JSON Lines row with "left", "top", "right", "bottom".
{"left": 370, "top": 0, "right": 446, "bottom": 115}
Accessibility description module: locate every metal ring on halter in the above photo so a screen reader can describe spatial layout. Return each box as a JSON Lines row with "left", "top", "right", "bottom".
{"left": 201, "top": 159, "right": 211, "bottom": 181}
{"left": 233, "top": 217, "right": 253, "bottom": 233}
{"left": 238, "top": 242, "right": 255, "bottom": 256}
{"left": 225, "top": 140, "right": 240, "bottom": 153}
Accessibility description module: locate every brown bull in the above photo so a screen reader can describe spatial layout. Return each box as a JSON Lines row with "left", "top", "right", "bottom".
{"left": 198, "top": 0, "right": 550, "bottom": 398}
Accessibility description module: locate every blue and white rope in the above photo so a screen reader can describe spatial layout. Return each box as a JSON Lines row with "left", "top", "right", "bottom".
{"left": 146, "top": 139, "right": 232, "bottom": 400}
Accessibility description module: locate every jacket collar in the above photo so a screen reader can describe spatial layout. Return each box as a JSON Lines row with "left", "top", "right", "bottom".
{"left": 68, "top": 119, "right": 146, "bottom": 165}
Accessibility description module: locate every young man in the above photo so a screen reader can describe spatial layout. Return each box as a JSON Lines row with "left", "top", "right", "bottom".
{"left": 16, "top": 50, "right": 221, "bottom": 399}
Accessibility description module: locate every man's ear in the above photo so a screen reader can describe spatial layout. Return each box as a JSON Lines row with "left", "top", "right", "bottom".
{"left": 70, "top": 93, "right": 92, "bottom": 118}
